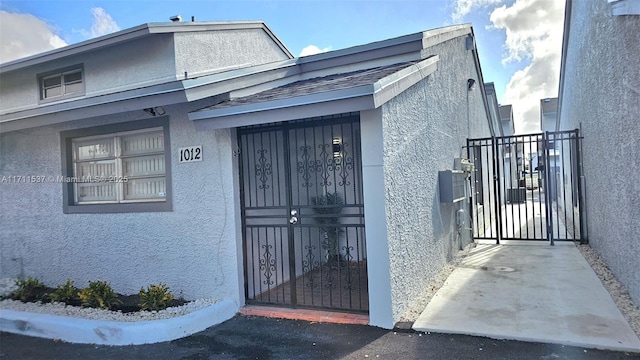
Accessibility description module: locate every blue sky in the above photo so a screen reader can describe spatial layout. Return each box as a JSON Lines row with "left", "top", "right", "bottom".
{"left": 0, "top": 0, "right": 566, "bottom": 133}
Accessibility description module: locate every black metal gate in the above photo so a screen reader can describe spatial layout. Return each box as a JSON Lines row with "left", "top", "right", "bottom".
{"left": 238, "top": 114, "right": 368, "bottom": 312}
{"left": 467, "top": 130, "right": 586, "bottom": 244}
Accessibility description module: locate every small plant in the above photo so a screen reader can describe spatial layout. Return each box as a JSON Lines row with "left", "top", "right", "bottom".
{"left": 138, "top": 283, "right": 174, "bottom": 311}
{"left": 48, "top": 279, "right": 80, "bottom": 306}
{"left": 78, "top": 281, "right": 122, "bottom": 310}
{"left": 11, "top": 277, "right": 47, "bottom": 302}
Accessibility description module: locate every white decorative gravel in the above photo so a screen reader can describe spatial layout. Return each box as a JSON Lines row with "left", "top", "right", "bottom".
{"left": 577, "top": 244, "right": 640, "bottom": 337}
{"left": 0, "top": 278, "right": 219, "bottom": 322}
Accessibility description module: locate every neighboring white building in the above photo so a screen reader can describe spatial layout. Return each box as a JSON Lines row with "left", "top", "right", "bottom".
{"left": 540, "top": 98, "right": 558, "bottom": 133}
{"left": 557, "top": 0, "right": 640, "bottom": 305}
{"left": 0, "top": 21, "right": 498, "bottom": 329}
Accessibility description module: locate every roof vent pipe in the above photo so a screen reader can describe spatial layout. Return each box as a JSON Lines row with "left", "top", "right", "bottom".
{"left": 170, "top": 15, "right": 182, "bottom": 22}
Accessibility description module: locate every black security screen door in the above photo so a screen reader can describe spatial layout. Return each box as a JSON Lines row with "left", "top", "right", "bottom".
{"left": 238, "top": 114, "right": 368, "bottom": 312}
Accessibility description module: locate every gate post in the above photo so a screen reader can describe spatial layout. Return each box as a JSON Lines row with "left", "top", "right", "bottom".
{"left": 544, "top": 131, "right": 554, "bottom": 246}
{"left": 492, "top": 138, "right": 502, "bottom": 245}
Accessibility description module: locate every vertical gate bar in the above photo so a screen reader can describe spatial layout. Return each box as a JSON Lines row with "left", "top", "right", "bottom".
{"left": 356, "top": 227, "right": 362, "bottom": 310}
{"left": 576, "top": 130, "right": 586, "bottom": 243}
{"left": 526, "top": 135, "right": 533, "bottom": 239}
{"left": 265, "top": 133, "right": 272, "bottom": 206}
{"left": 497, "top": 138, "right": 502, "bottom": 238}
{"left": 560, "top": 133, "right": 568, "bottom": 239}
{"left": 257, "top": 134, "right": 264, "bottom": 207}
{"left": 510, "top": 138, "right": 515, "bottom": 239}
{"left": 484, "top": 141, "right": 491, "bottom": 238}
{"left": 472, "top": 141, "right": 478, "bottom": 239}
{"left": 569, "top": 133, "right": 576, "bottom": 239}
{"left": 256, "top": 230, "right": 264, "bottom": 301}
{"left": 279, "top": 227, "right": 286, "bottom": 303}
{"left": 466, "top": 140, "right": 476, "bottom": 239}
{"left": 332, "top": 125, "right": 344, "bottom": 309}
{"left": 269, "top": 132, "right": 276, "bottom": 206}
{"left": 538, "top": 134, "right": 543, "bottom": 240}
{"left": 500, "top": 138, "right": 509, "bottom": 239}
{"left": 283, "top": 126, "right": 298, "bottom": 307}
{"left": 493, "top": 138, "right": 503, "bottom": 244}
{"left": 544, "top": 132, "right": 554, "bottom": 245}
{"left": 513, "top": 137, "right": 519, "bottom": 239}
{"left": 485, "top": 141, "right": 490, "bottom": 239}
{"left": 238, "top": 132, "right": 250, "bottom": 302}
{"left": 318, "top": 227, "right": 325, "bottom": 307}
{"left": 300, "top": 227, "right": 306, "bottom": 306}
{"left": 485, "top": 141, "right": 490, "bottom": 238}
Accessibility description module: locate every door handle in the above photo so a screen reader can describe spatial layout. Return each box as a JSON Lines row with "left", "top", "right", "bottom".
{"left": 289, "top": 216, "right": 298, "bottom": 224}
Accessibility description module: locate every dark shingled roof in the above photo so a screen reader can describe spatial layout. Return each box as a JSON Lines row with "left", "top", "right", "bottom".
{"left": 210, "top": 61, "right": 417, "bottom": 109}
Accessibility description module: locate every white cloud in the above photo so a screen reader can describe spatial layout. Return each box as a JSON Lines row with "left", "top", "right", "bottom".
{"left": 88, "top": 7, "right": 119, "bottom": 37}
{"left": 452, "top": 0, "right": 501, "bottom": 22}
{"left": 77, "top": 7, "right": 120, "bottom": 38}
{"left": 0, "top": 11, "right": 67, "bottom": 63}
{"left": 489, "top": 0, "right": 565, "bottom": 133}
{"left": 299, "top": 45, "right": 331, "bottom": 57}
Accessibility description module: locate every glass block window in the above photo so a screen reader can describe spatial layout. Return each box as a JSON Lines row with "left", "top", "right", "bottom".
{"left": 71, "top": 127, "right": 166, "bottom": 204}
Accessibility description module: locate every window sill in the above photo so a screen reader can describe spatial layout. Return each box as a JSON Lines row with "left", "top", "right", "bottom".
{"left": 63, "top": 201, "right": 172, "bottom": 214}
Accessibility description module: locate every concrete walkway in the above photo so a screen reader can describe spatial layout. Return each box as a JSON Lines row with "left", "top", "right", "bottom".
{"left": 413, "top": 241, "right": 640, "bottom": 352}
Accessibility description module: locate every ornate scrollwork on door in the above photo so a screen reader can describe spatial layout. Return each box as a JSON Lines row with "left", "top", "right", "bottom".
{"left": 302, "top": 244, "right": 319, "bottom": 289}
{"left": 337, "top": 142, "right": 354, "bottom": 187}
{"left": 255, "top": 149, "right": 272, "bottom": 190}
{"left": 317, "top": 143, "right": 334, "bottom": 188}
{"left": 259, "top": 243, "right": 276, "bottom": 286}
{"left": 297, "top": 145, "right": 322, "bottom": 187}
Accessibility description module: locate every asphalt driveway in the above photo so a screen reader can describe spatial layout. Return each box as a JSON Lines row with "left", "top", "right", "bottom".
{"left": 1, "top": 315, "right": 638, "bottom": 360}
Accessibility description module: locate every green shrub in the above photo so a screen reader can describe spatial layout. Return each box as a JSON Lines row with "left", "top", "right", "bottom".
{"left": 78, "top": 281, "right": 122, "bottom": 310}
{"left": 11, "top": 277, "right": 46, "bottom": 302}
{"left": 138, "top": 283, "right": 174, "bottom": 311}
{"left": 48, "top": 279, "right": 80, "bottom": 306}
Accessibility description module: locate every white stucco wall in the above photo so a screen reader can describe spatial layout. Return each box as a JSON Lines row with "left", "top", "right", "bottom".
{"left": 558, "top": 0, "right": 640, "bottom": 304}
{"left": 173, "top": 29, "right": 291, "bottom": 78}
{"left": 0, "top": 101, "right": 241, "bottom": 303}
{"left": 1, "top": 28, "right": 291, "bottom": 116}
{"left": 0, "top": 35, "right": 177, "bottom": 114}
{"left": 379, "top": 37, "right": 492, "bottom": 323}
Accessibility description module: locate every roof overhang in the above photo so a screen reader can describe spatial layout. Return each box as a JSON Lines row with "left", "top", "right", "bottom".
{"left": 188, "top": 56, "right": 439, "bottom": 130}
{"left": 0, "top": 21, "right": 293, "bottom": 73}
{"left": 0, "top": 58, "right": 299, "bottom": 133}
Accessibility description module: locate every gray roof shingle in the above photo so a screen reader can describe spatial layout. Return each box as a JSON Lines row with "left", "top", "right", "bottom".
{"left": 209, "top": 61, "right": 416, "bottom": 110}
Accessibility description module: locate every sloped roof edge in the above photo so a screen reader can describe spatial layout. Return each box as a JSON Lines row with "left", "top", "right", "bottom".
{"left": 295, "top": 24, "right": 470, "bottom": 73}
{"left": 188, "top": 56, "right": 439, "bottom": 128}
{"left": 0, "top": 21, "right": 294, "bottom": 72}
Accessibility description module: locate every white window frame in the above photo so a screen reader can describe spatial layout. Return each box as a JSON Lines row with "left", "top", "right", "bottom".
{"left": 71, "top": 127, "right": 166, "bottom": 205}
{"left": 60, "top": 116, "right": 173, "bottom": 214}
{"left": 39, "top": 65, "right": 84, "bottom": 102}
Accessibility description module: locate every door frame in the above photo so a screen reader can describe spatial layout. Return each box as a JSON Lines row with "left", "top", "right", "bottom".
{"left": 237, "top": 114, "right": 369, "bottom": 312}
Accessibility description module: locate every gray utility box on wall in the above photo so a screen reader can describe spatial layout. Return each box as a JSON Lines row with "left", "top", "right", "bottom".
{"left": 439, "top": 170, "right": 467, "bottom": 203}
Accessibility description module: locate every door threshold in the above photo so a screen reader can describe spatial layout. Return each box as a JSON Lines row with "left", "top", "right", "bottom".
{"left": 240, "top": 305, "right": 369, "bottom": 325}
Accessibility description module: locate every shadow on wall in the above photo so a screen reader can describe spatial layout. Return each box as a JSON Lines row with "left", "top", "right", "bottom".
{"left": 432, "top": 194, "right": 464, "bottom": 262}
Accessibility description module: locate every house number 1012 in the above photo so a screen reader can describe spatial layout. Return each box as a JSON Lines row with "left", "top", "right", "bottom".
{"left": 178, "top": 146, "right": 202, "bottom": 163}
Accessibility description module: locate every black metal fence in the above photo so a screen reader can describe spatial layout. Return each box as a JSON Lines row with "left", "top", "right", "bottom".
{"left": 467, "top": 130, "right": 585, "bottom": 244}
